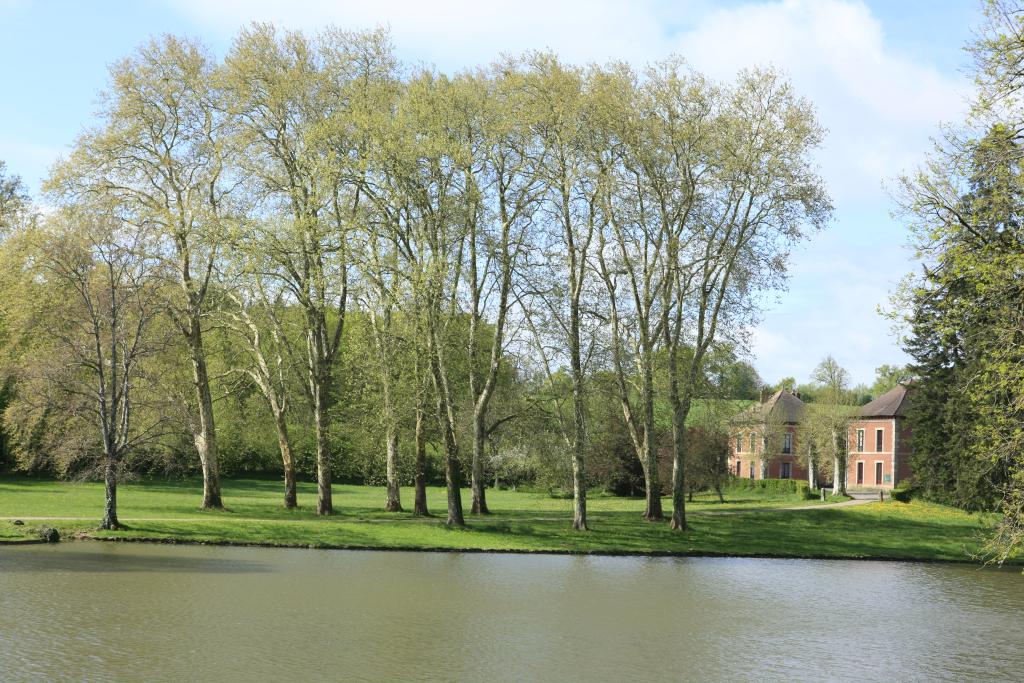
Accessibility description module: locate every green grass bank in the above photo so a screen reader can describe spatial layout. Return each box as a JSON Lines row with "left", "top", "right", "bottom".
{"left": 0, "top": 477, "right": 1009, "bottom": 564}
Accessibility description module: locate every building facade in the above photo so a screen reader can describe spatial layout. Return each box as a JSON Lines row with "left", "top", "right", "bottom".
{"left": 728, "top": 383, "right": 915, "bottom": 490}
{"left": 846, "top": 384, "right": 913, "bottom": 491}
{"left": 728, "top": 389, "right": 808, "bottom": 482}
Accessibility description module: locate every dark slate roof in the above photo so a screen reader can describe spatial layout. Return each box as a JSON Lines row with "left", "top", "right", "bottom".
{"left": 859, "top": 383, "right": 912, "bottom": 418}
{"left": 736, "top": 389, "right": 805, "bottom": 424}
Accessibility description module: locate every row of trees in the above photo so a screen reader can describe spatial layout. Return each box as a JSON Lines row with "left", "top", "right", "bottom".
{"left": 895, "top": 0, "right": 1024, "bottom": 562}
{"left": 0, "top": 25, "right": 829, "bottom": 531}
{"left": 767, "top": 362, "right": 907, "bottom": 406}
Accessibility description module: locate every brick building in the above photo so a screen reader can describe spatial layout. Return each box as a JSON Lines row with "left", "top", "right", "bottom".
{"left": 846, "top": 383, "right": 913, "bottom": 491}
{"left": 728, "top": 389, "right": 807, "bottom": 481}
{"left": 728, "top": 383, "right": 915, "bottom": 491}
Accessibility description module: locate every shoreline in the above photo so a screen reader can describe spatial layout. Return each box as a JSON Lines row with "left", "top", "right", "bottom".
{"left": 7, "top": 531, "right": 1007, "bottom": 567}
{"left": 2, "top": 480, "right": 1008, "bottom": 567}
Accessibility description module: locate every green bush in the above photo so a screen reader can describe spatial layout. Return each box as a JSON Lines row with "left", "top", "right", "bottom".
{"left": 724, "top": 477, "right": 809, "bottom": 498}
{"left": 890, "top": 487, "right": 914, "bottom": 503}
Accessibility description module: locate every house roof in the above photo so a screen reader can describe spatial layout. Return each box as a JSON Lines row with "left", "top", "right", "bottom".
{"left": 858, "top": 383, "right": 913, "bottom": 418}
{"left": 735, "top": 389, "right": 805, "bottom": 424}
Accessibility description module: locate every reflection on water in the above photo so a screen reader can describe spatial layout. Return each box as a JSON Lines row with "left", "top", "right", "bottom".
{"left": 0, "top": 546, "right": 269, "bottom": 574}
{"left": 0, "top": 543, "right": 1021, "bottom": 682}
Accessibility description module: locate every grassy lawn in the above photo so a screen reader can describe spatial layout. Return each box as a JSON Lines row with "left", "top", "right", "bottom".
{"left": 0, "top": 476, "right": 1006, "bottom": 563}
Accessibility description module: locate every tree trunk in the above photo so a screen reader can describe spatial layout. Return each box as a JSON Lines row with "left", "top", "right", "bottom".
{"left": 189, "top": 331, "right": 222, "bottom": 509}
{"left": 99, "top": 457, "right": 122, "bottom": 531}
{"left": 642, "top": 449, "right": 663, "bottom": 520}
{"left": 273, "top": 408, "right": 297, "bottom": 509}
{"left": 569, "top": 304, "right": 588, "bottom": 531}
{"left": 832, "top": 429, "right": 846, "bottom": 495}
{"left": 384, "top": 427, "right": 403, "bottom": 512}
{"left": 470, "top": 413, "right": 489, "bottom": 514}
{"left": 413, "top": 405, "right": 430, "bottom": 517}
{"left": 807, "top": 450, "right": 816, "bottom": 491}
{"left": 428, "top": 331, "right": 464, "bottom": 528}
{"left": 375, "top": 308, "right": 402, "bottom": 513}
{"left": 667, "top": 338, "right": 690, "bottom": 530}
{"left": 669, "top": 400, "right": 690, "bottom": 531}
{"left": 313, "top": 388, "right": 333, "bottom": 515}
{"left": 570, "top": 374, "right": 588, "bottom": 531}
{"left": 437, "top": 393, "right": 465, "bottom": 528}
{"left": 641, "top": 359, "right": 663, "bottom": 521}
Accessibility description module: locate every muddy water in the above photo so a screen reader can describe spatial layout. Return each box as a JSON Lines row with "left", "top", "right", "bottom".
{"left": 1, "top": 543, "right": 1022, "bottom": 682}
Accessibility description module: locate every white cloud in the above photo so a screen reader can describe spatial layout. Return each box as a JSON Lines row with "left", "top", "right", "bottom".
{"left": 166, "top": 0, "right": 970, "bottom": 203}
{"left": 749, "top": 228, "right": 914, "bottom": 385}
{"left": 668, "top": 0, "right": 970, "bottom": 203}
{"left": 165, "top": 0, "right": 700, "bottom": 66}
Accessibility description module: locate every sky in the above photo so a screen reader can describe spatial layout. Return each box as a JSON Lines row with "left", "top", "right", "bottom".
{"left": 0, "top": 0, "right": 982, "bottom": 386}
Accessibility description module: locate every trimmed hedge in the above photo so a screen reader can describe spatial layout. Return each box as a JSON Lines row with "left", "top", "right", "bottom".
{"left": 724, "top": 477, "right": 809, "bottom": 498}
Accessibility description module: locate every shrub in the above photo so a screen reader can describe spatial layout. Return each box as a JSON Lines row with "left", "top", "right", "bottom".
{"left": 724, "top": 477, "right": 809, "bottom": 498}
{"left": 890, "top": 487, "right": 914, "bottom": 503}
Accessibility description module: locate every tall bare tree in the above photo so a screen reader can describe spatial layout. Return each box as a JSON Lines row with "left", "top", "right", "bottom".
{"left": 593, "top": 63, "right": 678, "bottom": 522}
{"left": 4, "top": 208, "right": 166, "bottom": 529}
{"left": 221, "top": 25, "right": 396, "bottom": 514}
{"left": 221, "top": 269, "right": 301, "bottom": 508}
{"left": 463, "top": 66, "right": 544, "bottom": 514}
{"left": 48, "top": 36, "right": 232, "bottom": 508}
{"left": 520, "top": 54, "right": 605, "bottom": 531}
{"left": 361, "top": 225, "right": 405, "bottom": 512}
{"left": 369, "top": 69, "right": 474, "bottom": 527}
{"left": 662, "top": 67, "right": 831, "bottom": 530}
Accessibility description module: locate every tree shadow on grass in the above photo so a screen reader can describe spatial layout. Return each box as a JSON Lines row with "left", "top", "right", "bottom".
{"left": 457, "top": 507, "right": 998, "bottom": 561}
{"left": 689, "top": 508, "right": 992, "bottom": 561}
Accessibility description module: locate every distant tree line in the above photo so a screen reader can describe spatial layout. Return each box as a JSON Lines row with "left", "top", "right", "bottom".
{"left": 0, "top": 25, "right": 829, "bottom": 531}
{"left": 765, "top": 362, "right": 907, "bottom": 406}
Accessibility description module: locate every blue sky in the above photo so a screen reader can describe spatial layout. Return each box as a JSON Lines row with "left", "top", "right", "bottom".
{"left": 0, "top": 0, "right": 981, "bottom": 386}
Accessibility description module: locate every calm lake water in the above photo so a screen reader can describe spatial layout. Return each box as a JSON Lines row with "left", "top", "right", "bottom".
{"left": 0, "top": 543, "right": 1022, "bottom": 682}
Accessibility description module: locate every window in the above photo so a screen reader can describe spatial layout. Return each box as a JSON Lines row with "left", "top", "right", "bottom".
{"left": 856, "top": 461, "right": 864, "bottom": 485}
{"left": 749, "top": 433, "right": 756, "bottom": 453}
{"left": 875, "top": 429, "right": 883, "bottom": 453}
{"left": 780, "top": 462, "right": 792, "bottom": 479}
{"left": 749, "top": 461, "right": 755, "bottom": 479}
{"left": 875, "top": 461, "right": 883, "bottom": 485}
{"left": 782, "top": 433, "right": 793, "bottom": 454}
{"left": 736, "top": 460, "right": 742, "bottom": 476}
{"left": 735, "top": 435, "right": 741, "bottom": 453}
{"left": 856, "top": 429, "right": 865, "bottom": 452}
